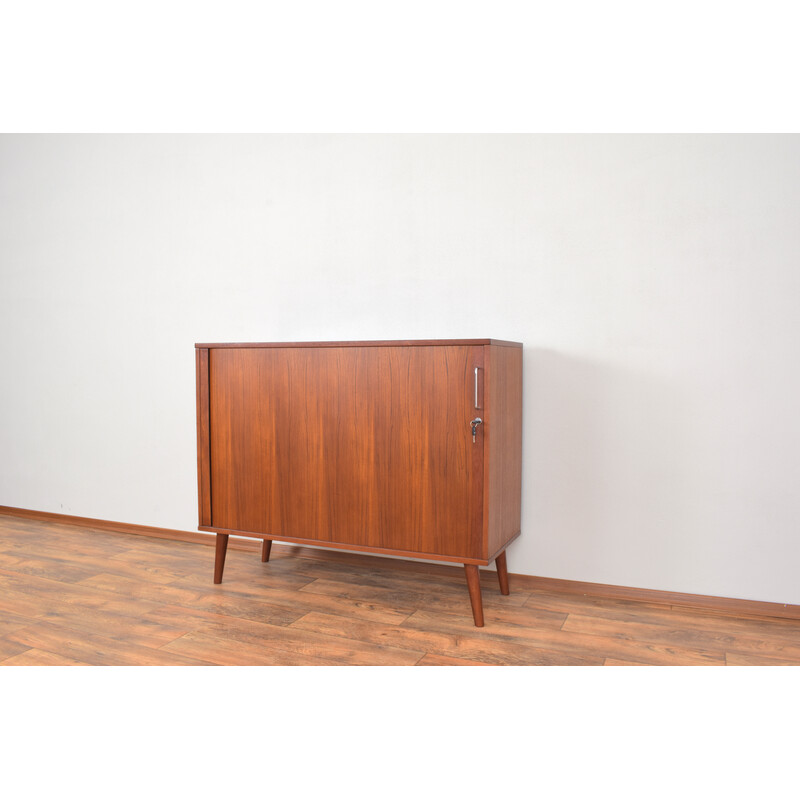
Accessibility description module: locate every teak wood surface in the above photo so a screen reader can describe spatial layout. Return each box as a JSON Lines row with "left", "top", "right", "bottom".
{"left": 3, "top": 513, "right": 800, "bottom": 666}
{"left": 197, "top": 339, "right": 523, "bottom": 626}
{"left": 207, "top": 344, "right": 485, "bottom": 560}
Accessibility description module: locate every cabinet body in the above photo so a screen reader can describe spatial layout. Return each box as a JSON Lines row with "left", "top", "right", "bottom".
{"left": 195, "top": 339, "right": 522, "bottom": 624}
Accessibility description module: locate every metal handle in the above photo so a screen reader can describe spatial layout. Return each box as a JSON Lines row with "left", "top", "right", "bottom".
{"left": 474, "top": 367, "right": 481, "bottom": 409}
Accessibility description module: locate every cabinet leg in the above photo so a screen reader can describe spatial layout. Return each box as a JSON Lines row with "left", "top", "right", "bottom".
{"left": 464, "top": 564, "right": 485, "bottom": 627}
{"left": 261, "top": 539, "right": 272, "bottom": 563}
{"left": 495, "top": 550, "right": 510, "bottom": 595}
{"left": 214, "top": 533, "right": 229, "bottom": 584}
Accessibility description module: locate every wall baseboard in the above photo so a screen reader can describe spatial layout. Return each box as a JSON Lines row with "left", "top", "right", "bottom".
{"left": 0, "top": 505, "right": 262, "bottom": 552}
{"left": 2, "top": 504, "right": 799, "bottom": 621}
{"left": 507, "top": 574, "right": 800, "bottom": 621}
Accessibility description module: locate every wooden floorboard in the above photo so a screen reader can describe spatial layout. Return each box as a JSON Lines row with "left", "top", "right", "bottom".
{"left": 1, "top": 513, "right": 799, "bottom": 666}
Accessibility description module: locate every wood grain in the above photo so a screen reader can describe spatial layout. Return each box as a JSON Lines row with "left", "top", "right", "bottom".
{"left": 290, "top": 611, "right": 599, "bottom": 666}
{"left": 513, "top": 572, "right": 800, "bottom": 621}
{"left": 3, "top": 513, "right": 799, "bottom": 666}
{"left": 160, "top": 630, "right": 345, "bottom": 666}
{"left": 0, "top": 637, "right": 30, "bottom": 662}
{"left": 196, "top": 347, "right": 211, "bottom": 527}
{"left": 401, "top": 609, "right": 727, "bottom": 666}
{"left": 561, "top": 613, "right": 800, "bottom": 662}
{"left": 464, "top": 564, "right": 484, "bottom": 626}
{"left": 5, "top": 620, "right": 213, "bottom": 666}
{"left": 416, "top": 654, "right": 492, "bottom": 666}
{"left": 1, "top": 648, "right": 90, "bottom": 666}
{"left": 725, "top": 652, "right": 800, "bottom": 666}
{"left": 0, "top": 504, "right": 240, "bottom": 550}
{"left": 213, "top": 533, "right": 228, "bottom": 583}
{"left": 484, "top": 343, "right": 522, "bottom": 560}
{"left": 495, "top": 550, "right": 510, "bottom": 595}
{"left": 208, "top": 344, "right": 484, "bottom": 560}
{"left": 261, "top": 539, "right": 272, "bottom": 562}
{"left": 6, "top": 504, "right": 798, "bottom": 623}
{"left": 201, "top": 340, "right": 523, "bottom": 626}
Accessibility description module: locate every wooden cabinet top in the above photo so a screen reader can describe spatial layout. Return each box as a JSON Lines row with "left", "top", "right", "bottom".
{"left": 195, "top": 338, "right": 522, "bottom": 349}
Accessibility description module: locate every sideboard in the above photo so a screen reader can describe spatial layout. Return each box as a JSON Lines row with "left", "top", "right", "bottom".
{"left": 195, "top": 339, "right": 522, "bottom": 626}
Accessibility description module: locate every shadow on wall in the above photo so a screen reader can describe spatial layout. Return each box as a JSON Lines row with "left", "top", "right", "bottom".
{"left": 521, "top": 348, "right": 691, "bottom": 588}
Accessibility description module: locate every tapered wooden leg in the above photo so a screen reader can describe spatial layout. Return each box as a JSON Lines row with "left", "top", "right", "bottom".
{"left": 495, "top": 550, "right": 510, "bottom": 595}
{"left": 261, "top": 538, "right": 272, "bottom": 562}
{"left": 214, "top": 533, "right": 229, "bottom": 584}
{"left": 464, "top": 564, "right": 484, "bottom": 627}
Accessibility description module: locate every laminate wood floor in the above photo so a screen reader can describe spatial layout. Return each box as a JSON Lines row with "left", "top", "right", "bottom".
{"left": 1, "top": 514, "right": 799, "bottom": 666}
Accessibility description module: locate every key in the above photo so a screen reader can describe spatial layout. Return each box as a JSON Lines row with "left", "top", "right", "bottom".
{"left": 470, "top": 417, "right": 482, "bottom": 442}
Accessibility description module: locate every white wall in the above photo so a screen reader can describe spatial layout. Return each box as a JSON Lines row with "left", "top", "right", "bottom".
{"left": 2, "top": 134, "right": 799, "bottom": 604}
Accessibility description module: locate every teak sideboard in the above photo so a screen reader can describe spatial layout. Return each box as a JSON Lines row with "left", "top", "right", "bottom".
{"left": 195, "top": 339, "right": 522, "bottom": 626}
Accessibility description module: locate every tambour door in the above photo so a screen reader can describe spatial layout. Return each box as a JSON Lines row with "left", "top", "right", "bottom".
{"left": 207, "top": 344, "right": 485, "bottom": 560}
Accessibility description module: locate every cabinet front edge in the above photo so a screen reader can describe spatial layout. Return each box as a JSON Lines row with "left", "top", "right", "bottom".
{"left": 198, "top": 526, "right": 491, "bottom": 565}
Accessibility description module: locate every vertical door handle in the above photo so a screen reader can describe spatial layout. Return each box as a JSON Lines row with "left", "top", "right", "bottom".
{"left": 474, "top": 367, "right": 481, "bottom": 409}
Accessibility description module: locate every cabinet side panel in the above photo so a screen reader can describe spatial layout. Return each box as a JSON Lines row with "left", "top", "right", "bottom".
{"left": 486, "top": 344, "right": 523, "bottom": 559}
{"left": 196, "top": 348, "right": 212, "bottom": 527}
